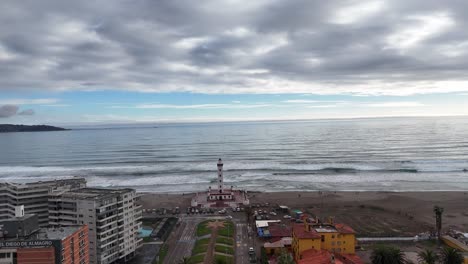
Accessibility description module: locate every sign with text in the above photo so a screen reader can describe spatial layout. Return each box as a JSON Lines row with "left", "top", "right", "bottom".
{"left": 0, "top": 240, "right": 55, "bottom": 248}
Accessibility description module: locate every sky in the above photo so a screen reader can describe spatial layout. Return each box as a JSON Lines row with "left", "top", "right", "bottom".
{"left": 1, "top": 0, "right": 468, "bottom": 124}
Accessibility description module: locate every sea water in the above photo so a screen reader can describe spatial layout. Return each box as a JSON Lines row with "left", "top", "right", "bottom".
{"left": 1, "top": 116, "right": 468, "bottom": 192}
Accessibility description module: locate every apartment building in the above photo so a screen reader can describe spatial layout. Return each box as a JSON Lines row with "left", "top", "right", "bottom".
{"left": 0, "top": 208, "right": 89, "bottom": 264}
{"left": 48, "top": 188, "right": 142, "bottom": 264}
{"left": 0, "top": 178, "right": 86, "bottom": 226}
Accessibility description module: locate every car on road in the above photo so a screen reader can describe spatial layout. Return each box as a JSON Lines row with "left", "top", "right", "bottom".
{"left": 270, "top": 211, "right": 277, "bottom": 216}
{"left": 225, "top": 215, "right": 233, "bottom": 219}
{"left": 249, "top": 247, "right": 254, "bottom": 255}
{"left": 283, "top": 215, "right": 292, "bottom": 219}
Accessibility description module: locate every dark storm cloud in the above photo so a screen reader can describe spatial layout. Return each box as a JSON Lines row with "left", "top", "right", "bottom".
{"left": 1, "top": 0, "right": 468, "bottom": 95}
{"left": 0, "top": 105, "right": 18, "bottom": 118}
{"left": 0, "top": 105, "right": 35, "bottom": 117}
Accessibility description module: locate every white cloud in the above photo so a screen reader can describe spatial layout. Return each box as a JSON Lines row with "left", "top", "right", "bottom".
{"left": 0, "top": 98, "right": 60, "bottom": 105}
{"left": 134, "top": 103, "right": 272, "bottom": 109}
{"left": 42, "top": 104, "right": 71, "bottom": 107}
{"left": 174, "top": 37, "right": 211, "bottom": 49}
{"left": 283, "top": 100, "right": 346, "bottom": 103}
{"left": 331, "top": 0, "right": 385, "bottom": 24}
{"left": 366, "top": 101, "right": 425, "bottom": 107}
{"left": 306, "top": 105, "right": 340, "bottom": 108}
{"left": 386, "top": 12, "right": 455, "bottom": 51}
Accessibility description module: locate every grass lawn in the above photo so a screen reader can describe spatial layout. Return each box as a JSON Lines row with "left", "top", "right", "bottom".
{"left": 216, "top": 236, "right": 234, "bottom": 246}
{"left": 196, "top": 220, "right": 213, "bottom": 237}
{"left": 218, "top": 221, "right": 234, "bottom": 237}
{"left": 192, "top": 238, "right": 210, "bottom": 257}
{"left": 195, "top": 238, "right": 210, "bottom": 246}
{"left": 192, "top": 244, "right": 208, "bottom": 255}
{"left": 188, "top": 254, "right": 205, "bottom": 264}
{"left": 214, "top": 254, "right": 234, "bottom": 264}
{"left": 215, "top": 245, "right": 234, "bottom": 255}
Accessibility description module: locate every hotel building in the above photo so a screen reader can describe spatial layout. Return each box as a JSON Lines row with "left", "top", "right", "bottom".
{"left": 48, "top": 188, "right": 142, "bottom": 264}
{"left": 0, "top": 178, "right": 86, "bottom": 227}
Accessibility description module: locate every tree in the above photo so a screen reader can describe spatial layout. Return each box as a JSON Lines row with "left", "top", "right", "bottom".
{"left": 214, "top": 258, "right": 227, "bottom": 264}
{"left": 278, "top": 249, "right": 294, "bottom": 264}
{"left": 371, "top": 245, "right": 407, "bottom": 264}
{"left": 440, "top": 247, "right": 463, "bottom": 264}
{"left": 433, "top": 206, "right": 444, "bottom": 242}
{"left": 178, "top": 257, "right": 190, "bottom": 264}
{"left": 260, "top": 247, "right": 269, "bottom": 264}
{"left": 417, "top": 249, "right": 438, "bottom": 264}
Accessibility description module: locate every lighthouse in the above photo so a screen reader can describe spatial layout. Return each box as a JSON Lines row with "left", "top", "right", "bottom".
{"left": 193, "top": 158, "right": 250, "bottom": 207}
{"left": 217, "top": 158, "right": 224, "bottom": 193}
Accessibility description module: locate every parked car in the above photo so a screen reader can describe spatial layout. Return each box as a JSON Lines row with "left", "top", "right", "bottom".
{"left": 270, "top": 211, "right": 277, "bottom": 216}
{"left": 283, "top": 215, "right": 292, "bottom": 219}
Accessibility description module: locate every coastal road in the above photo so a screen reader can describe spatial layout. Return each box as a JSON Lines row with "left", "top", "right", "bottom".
{"left": 235, "top": 221, "right": 250, "bottom": 264}
{"left": 163, "top": 217, "right": 198, "bottom": 264}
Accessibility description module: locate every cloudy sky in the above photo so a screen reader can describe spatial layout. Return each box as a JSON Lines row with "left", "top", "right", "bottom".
{"left": 1, "top": 0, "right": 468, "bottom": 124}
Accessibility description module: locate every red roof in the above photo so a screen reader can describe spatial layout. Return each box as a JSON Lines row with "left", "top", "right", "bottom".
{"left": 337, "top": 254, "right": 365, "bottom": 264}
{"left": 293, "top": 224, "right": 321, "bottom": 239}
{"left": 268, "top": 223, "right": 292, "bottom": 238}
{"left": 299, "top": 249, "right": 336, "bottom": 264}
{"left": 335, "top": 223, "right": 356, "bottom": 234}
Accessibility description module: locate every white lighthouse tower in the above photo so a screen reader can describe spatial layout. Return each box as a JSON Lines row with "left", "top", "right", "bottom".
{"left": 217, "top": 158, "right": 224, "bottom": 193}
{"left": 192, "top": 158, "right": 250, "bottom": 207}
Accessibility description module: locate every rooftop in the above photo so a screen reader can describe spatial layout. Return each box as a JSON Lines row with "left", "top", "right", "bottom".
{"left": 2, "top": 226, "right": 84, "bottom": 242}
{"left": 0, "top": 178, "right": 86, "bottom": 188}
{"left": 293, "top": 224, "right": 320, "bottom": 239}
{"left": 52, "top": 187, "right": 134, "bottom": 200}
{"left": 0, "top": 214, "right": 36, "bottom": 223}
{"left": 38, "top": 226, "right": 84, "bottom": 240}
{"left": 293, "top": 223, "right": 356, "bottom": 239}
{"left": 268, "top": 223, "right": 292, "bottom": 237}
{"left": 313, "top": 226, "right": 338, "bottom": 233}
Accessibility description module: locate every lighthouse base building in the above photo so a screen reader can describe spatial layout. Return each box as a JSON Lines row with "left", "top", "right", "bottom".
{"left": 191, "top": 159, "right": 249, "bottom": 208}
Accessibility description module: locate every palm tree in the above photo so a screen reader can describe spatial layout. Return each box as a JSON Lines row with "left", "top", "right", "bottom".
{"left": 433, "top": 206, "right": 444, "bottom": 242}
{"left": 371, "top": 245, "right": 407, "bottom": 264}
{"left": 417, "top": 249, "right": 438, "bottom": 264}
{"left": 440, "top": 247, "right": 463, "bottom": 264}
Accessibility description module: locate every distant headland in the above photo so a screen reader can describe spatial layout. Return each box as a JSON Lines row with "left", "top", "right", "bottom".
{"left": 0, "top": 124, "right": 69, "bottom": 133}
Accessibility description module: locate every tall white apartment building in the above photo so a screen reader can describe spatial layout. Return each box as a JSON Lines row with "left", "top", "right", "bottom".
{"left": 48, "top": 188, "right": 142, "bottom": 264}
{"left": 0, "top": 178, "right": 86, "bottom": 226}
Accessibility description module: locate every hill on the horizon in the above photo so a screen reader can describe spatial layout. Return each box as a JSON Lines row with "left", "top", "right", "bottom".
{"left": 0, "top": 124, "right": 68, "bottom": 133}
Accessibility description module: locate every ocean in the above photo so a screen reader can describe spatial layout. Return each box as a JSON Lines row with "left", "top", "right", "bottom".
{"left": 1, "top": 116, "right": 468, "bottom": 192}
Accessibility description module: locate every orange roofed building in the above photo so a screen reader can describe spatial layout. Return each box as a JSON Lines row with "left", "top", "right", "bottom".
{"left": 292, "top": 216, "right": 360, "bottom": 262}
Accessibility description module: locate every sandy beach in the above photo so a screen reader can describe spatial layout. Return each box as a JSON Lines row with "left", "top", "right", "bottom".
{"left": 139, "top": 191, "right": 468, "bottom": 235}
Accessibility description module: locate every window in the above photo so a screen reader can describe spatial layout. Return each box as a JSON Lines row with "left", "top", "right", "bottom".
{"left": 332, "top": 235, "right": 335, "bottom": 239}
{"left": 321, "top": 235, "right": 325, "bottom": 242}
